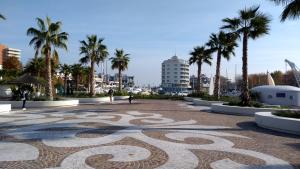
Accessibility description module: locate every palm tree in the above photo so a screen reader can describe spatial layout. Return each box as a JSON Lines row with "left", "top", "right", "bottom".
{"left": 222, "top": 6, "right": 271, "bottom": 105}
{"left": 189, "top": 46, "right": 212, "bottom": 93}
{"left": 269, "top": 0, "right": 300, "bottom": 21}
{"left": 207, "top": 31, "right": 238, "bottom": 99}
{"left": 79, "top": 35, "right": 109, "bottom": 96}
{"left": 59, "top": 64, "right": 71, "bottom": 95}
{"left": 27, "top": 17, "right": 68, "bottom": 100}
{"left": 0, "top": 14, "right": 6, "bottom": 20}
{"left": 71, "top": 64, "right": 84, "bottom": 91}
{"left": 110, "top": 49, "right": 130, "bottom": 91}
{"left": 24, "top": 57, "right": 45, "bottom": 77}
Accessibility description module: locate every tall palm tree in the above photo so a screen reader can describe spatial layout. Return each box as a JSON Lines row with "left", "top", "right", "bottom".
{"left": 222, "top": 6, "right": 271, "bottom": 105}
{"left": 71, "top": 64, "right": 84, "bottom": 91}
{"left": 207, "top": 31, "right": 238, "bottom": 99}
{"left": 270, "top": 0, "right": 300, "bottom": 21}
{"left": 110, "top": 49, "right": 130, "bottom": 91}
{"left": 59, "top": 64, "right": 71, "bottom": 95}
{"left": 189, "top": 46, "right": 212, "bottom": 93}
{"left": 27, "top": 17, "right": 68, "bottom": 100}
{"left": 79, "top": 35, "right": 109, "bottom": 96}
{"left": 0, "top": 14, "right": 6, "bottom": 20}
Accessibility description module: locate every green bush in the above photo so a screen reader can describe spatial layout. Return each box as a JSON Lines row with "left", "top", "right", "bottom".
{"left": 226, "top": 100, "right": 263, "bottom": 108}
{"left": 31, "top": 96, "right": 62, "bottom": 101}
{"left": 188, "top": 92, "right": 239, "bottom": 103}
{"left": 187, "top": 92, "right": 207, "bottom": 98}
{"left": 133, "top": 94, "right": 184, "bottom": 100}
{"left": 114, "top": 90, "right": 128, "bottom": 96}
{"left": 250, "top": 91, "right": 261, "bottom": 102}
{"left": 273, "top": 110, "right": 300, "bottom": 119}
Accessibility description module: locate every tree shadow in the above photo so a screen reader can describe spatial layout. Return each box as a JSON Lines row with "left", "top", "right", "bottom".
{"left": 236, "top": 121, "right": 300, "bottom": 139}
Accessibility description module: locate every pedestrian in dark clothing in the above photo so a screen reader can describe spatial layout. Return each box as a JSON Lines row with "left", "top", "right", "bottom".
{"left": 21, "top": 90, "right": 28, "bottom": 110}
{"left": 108, "top": 88, "right": 114, "bottom": 103}
{"left": 128, "top": 93, "right": 133, "bottom": 104}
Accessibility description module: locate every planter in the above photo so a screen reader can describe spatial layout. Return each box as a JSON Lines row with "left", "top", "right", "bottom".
{"left": 114, "top": 96, "right": 129, "bottom": 100}
{"left": 255, "top": 112, "right": 300, "bottom": 135}
{"left": 0, "top": 104, "right": 11, "bottom": 114}
{"left": 0, "top": 100, "right": 79, "bottom": 109}
{"left": 193, "top": 98, "right": 223, "bottom": 106}
{"left": 211, "top": 104, "right": 277, "bottom": 116}
{"left": 70, "top": 97, "right": 113, "bottom": 103}
{"left": 183, "top": 97, "right": 194, "bottom": 102}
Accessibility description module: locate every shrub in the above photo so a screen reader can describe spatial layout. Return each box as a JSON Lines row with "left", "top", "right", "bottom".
{"left": 133, "top": 94, "right": 184, "bottom": 100}
{"left": 226, "top": 100, "right": 263, "bottom": 108}
{"left": 114, "top": 90, "right": 128, "bottom": 96}
{"left": 187, "top": 92, "right": 207, "bottom": 98}
{"left": 250, "top": 91, "right": 261, "bottom": 102}
{"left": 273, "top": 110, "right": 300, "bottom": 119}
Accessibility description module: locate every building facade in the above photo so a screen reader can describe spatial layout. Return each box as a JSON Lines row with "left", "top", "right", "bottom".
{"left": 161, "top": 55, "right": 190, "bottom": 92}
{"left": 0, "top": 44, "right": 21, "bottom": 70}
{"left": 102, "top": 73, "right": 135, "bottom": 88}
{"left": 190, "top": 74, "right": 210, "bottom": 92}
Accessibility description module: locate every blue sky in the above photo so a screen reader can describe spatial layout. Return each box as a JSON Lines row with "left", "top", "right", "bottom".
{"left": 1, "top": 0, "right": 300, "bottom": 86}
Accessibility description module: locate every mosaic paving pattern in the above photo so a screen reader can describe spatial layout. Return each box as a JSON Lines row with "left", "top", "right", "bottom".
{"left": 0, "top": 104, "right": 296, "bottom": 169}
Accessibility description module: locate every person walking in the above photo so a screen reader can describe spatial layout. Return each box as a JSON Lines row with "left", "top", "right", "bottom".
{"left": 21, "top": 90, "right": 28, "bottom": 110}
{"left": 108, "top": 88, "right": 114, "bottom": 103}
{"left": 128, "top": 93, "right": 133, "bottom": 104}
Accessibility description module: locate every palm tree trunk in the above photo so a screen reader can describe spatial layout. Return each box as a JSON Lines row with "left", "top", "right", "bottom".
{"left": 46, "top": 48, "right": 53, "bottom": 101}
{"left": 118, "top": 68, "right": 122, "bottom": 92}
{"left": 213, "top": 49, "right": 222, "bottom": 99}
{"left": 241, "top": 32, "right": 250, "bottom": 105}
{"left": 64, "top": 76, "right": 67, "bottom": 96}
{"left": 197, "top": 61, "right": 202, "bottom": 94}
{"left": 76, "top": 75, "right": 79, "bottom": 91}
{"left": 90, "top": 62, "right": 95, "bottom": 96}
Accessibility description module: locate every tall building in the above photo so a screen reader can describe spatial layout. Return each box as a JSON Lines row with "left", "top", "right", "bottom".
{"left": 0, "top": 44, "right": 21, "bottom": 70}
{"left": 161, "top": 55, "right": 190, "bottom": 92}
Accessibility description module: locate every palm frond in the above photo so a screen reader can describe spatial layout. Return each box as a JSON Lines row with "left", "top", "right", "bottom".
{"left": 0, "top": 13, "right": 6, "bottom": 20}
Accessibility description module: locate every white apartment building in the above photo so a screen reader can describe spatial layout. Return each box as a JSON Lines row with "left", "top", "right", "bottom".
{"left": 161, "top": 55, "right": 190, "bottom": 92}
{"left": 5, "top": 48, "right": 21, "bottom": 59}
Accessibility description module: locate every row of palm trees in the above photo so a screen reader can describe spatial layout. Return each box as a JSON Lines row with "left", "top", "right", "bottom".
{"left": 189, "top": 1, "right": 299, "bottom": 105}
{"left": 26, "top": 17, "right": 130, "bottom": 100}
{"left": 2, "top": 0, "right": 300, "bottom": 101}
{"left": 191, "top": 0, "right": 300, "bottom": 105}
{"left": 78, "top": 35, "right": 130, "bottom": 96}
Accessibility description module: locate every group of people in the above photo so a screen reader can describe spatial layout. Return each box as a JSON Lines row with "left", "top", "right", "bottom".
{"left": 19, "top": 88, "right": 134, "bottom": 111}
{"left": 108, "top": 88, "right": 134, "bottom": 104}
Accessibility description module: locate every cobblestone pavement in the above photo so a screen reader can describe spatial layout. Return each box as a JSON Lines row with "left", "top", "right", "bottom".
{"left": 0, "top": 100, "right": 299, "bottom": 169}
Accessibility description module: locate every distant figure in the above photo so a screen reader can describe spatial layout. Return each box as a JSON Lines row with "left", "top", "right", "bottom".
{"left": 128, "top": 93, "right": 133, "bottom": 104}
{"left": 108, "top": 88, "right": 114, "bottom": 103}
{"left": 21, "top": 90, "right": 28, "bottom": 110}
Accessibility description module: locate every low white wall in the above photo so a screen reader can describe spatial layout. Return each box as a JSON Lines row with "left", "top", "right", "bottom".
{"left": 184, "top": 97, "right": 194, "bottom": 102}
{"left": 73, "top": 97, "right": 112, "bottom": 103}
{"left": 0, "top": 100, "right": 79, "bottom": 109}
{"left": 114, "top": 96, "right": 129, "bottom": 100}
{"left": 0, "top": 104, "right": 11, "bottom": 114}
{"left": 193, "top": 98, "right": 223, "bottom": 106}
{"left": 255, "top": 112, "right": 300, "bottom": 135}
{"left": 211, "top": 104, "right": 276, "bottom": 116}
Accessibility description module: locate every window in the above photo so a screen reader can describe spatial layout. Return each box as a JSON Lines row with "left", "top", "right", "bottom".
{"left": 290, "top": 96, "right": 293, "bottom": 100}
{"left": 268, "top": 95, "right": 272, "bottom": 99}
{"left": 276, "top": 93, "right": 286, "bottom": 98}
